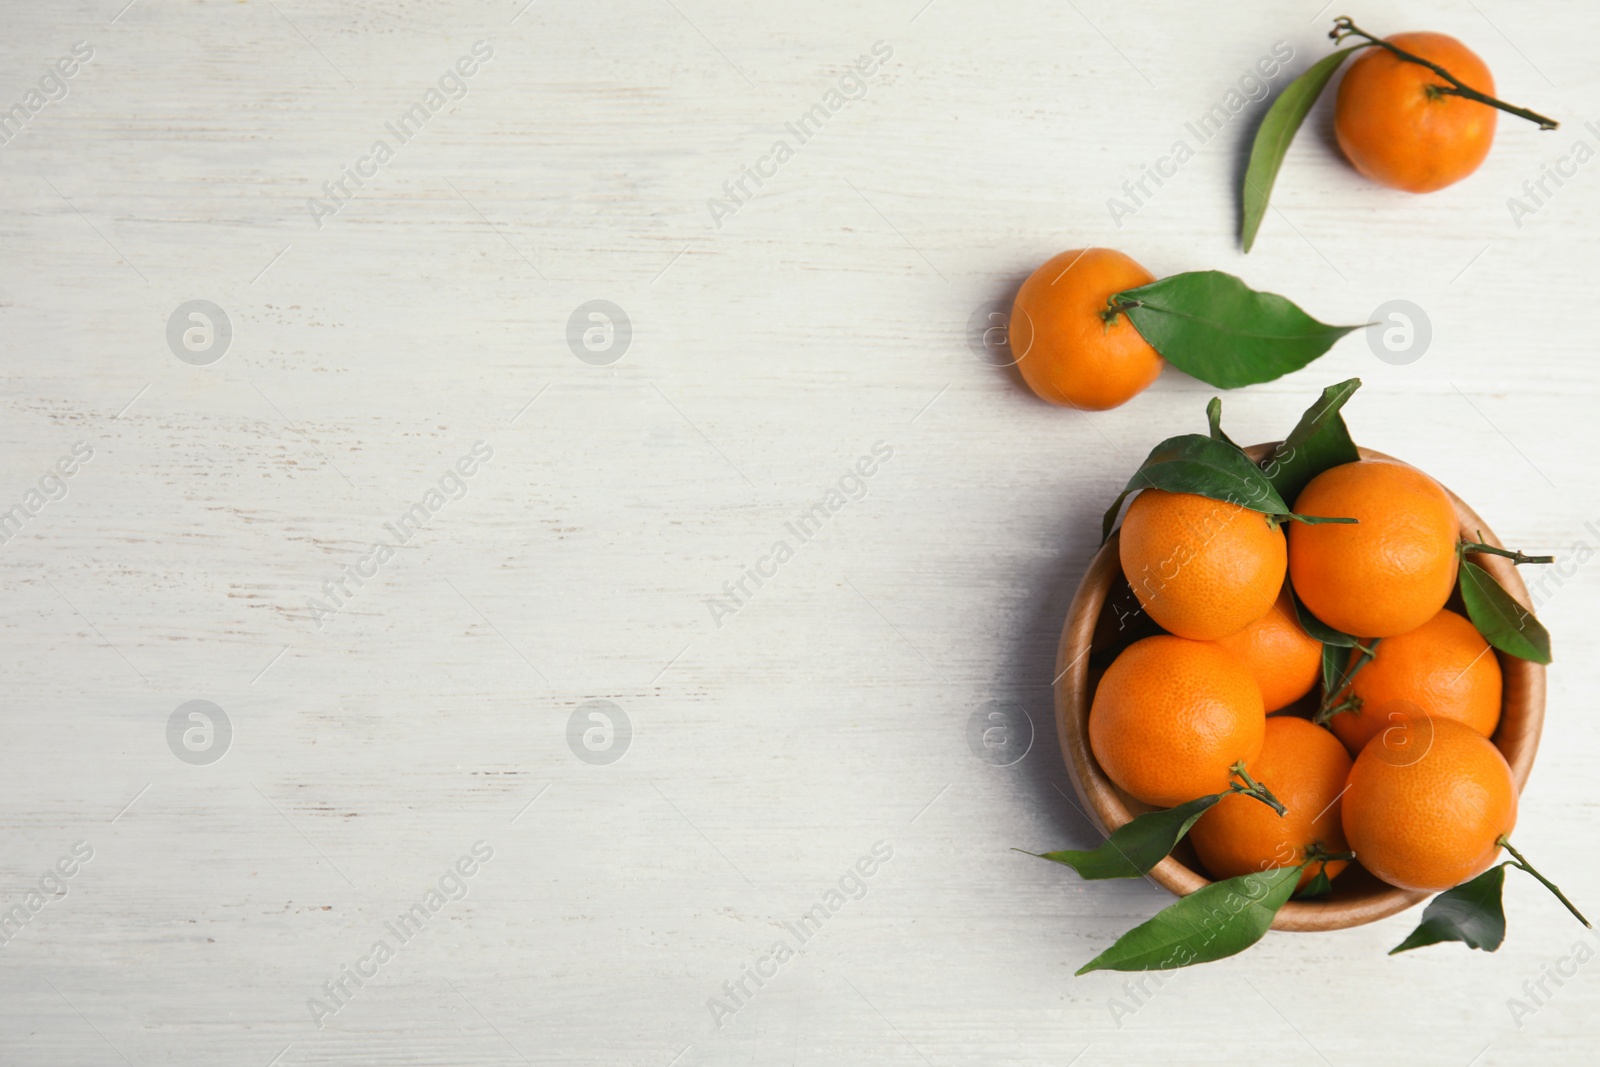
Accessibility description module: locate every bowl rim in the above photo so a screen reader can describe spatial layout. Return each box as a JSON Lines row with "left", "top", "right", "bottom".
{"left": 1053, "top": 443, "right": 1546, "bottom": 932}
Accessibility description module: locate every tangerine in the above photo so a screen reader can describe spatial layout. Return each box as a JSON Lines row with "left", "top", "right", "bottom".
{"left": 1089, "top": 634, "right": 1265, "bottom": 808}
{"left": 1328, "top": 608, "right": 1502, "bottom": 756}
{"left": 1288, "top": 459, "right": 1459, "bottom": 638}
{"left": 1120, "top": 489, "right": 1286, "bottom": 641}
{"left": 1341, "top": 713, "right": 1516, "bottom": 892}
{"left": 1335, "top": 33, "right": 1498, "bottom": 193}
{"left": 1190, "top": 716, "right": 1352, "bottom": 890}
{"left": 1009, "top": 248, "right": 1163, "bottom": 410}
{"left": 1213, "top": 582, "right": 1322, "bottom": 712}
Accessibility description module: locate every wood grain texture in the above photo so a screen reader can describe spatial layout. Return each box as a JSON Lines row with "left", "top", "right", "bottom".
{"left": 1, "top": 1, "right": 1598, "bottom": 1064}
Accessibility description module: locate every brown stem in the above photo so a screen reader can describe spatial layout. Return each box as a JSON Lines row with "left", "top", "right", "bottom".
{"left": 1331, "top": 17, "right": 1559, "bottom": 130}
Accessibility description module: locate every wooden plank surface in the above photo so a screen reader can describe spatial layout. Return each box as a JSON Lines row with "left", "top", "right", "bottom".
{"left": 1, "top": 0, "right": 1597, "bottom": 1063}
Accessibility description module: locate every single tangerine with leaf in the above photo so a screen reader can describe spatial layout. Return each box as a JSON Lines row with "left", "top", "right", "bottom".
{"left": 1327, "top": 607, "right": 1502, "bottom": 756}
{"left": 1288, "top": 459, "right": 1459, "bottom": 638}
{"left": 1088, "top": 634, "right": 1265, "bottom": 808}
{"left": 1335, "top": 32, "right": 1499, "bottom": 193}
{"left": 1190, "top": 716, "right": 1352, "bottom": 891}
{"left": 1009, "top": 248, "right": 1163, "bottom": 410}
{"left": 1212, "top": 582, "right": 1322, "bottom": 712}
{"left": 1341, "top": 713, "right": 1517, "bottom": 893}
{"left": 1119, "top": 489, "right": 1286, "bottom": 641}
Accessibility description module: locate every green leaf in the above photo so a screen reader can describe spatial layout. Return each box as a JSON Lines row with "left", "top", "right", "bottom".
{"left": 1206, "top": 397, "right": 1240, "bottom": 450}
{"left": 1320, "top": 637, "right": 1378, "bottom": 703}
{"left": 1114, "top": 271, "right": 1363, "bottom": 389}
{"left": 1320, "top": 642, "right": 1345, "bottom": 699}
{"left": 1259, "top": 378, "right": 1363, "bottom": 503}
{"left": 1287, "top": 580, "right": 1361, "bottom": 647}
{"left": 1295, "top": 868, "right": 1333, "bottom": 901}
{"left": 1077, "top": 865, "right": 1301, "bottom": 974}
{"left": 1289, "top": 515, "right": 1360, "bottom": 526}
{"left": 1030, "top": 793, "right": 1223, "bottom": 881}
{"left": 1101, "top": 433, "right": 1292, "bottom": 542}
{"left": 1459, "top": 559, "right": 1552, "bottom": 664}
{"left": 1242, "top": 49, "right": 1359, "bottom": 252}
{"left": 1390, "top": 864, "right": 1508, "bottom": 955}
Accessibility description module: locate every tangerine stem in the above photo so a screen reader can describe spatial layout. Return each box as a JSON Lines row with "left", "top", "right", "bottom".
{"left": 1330, "top": 17, "right": 1559, "bottom": 130}
{"left": 1460, "top": 537, "right": 1555, "bottom": 566}
{"left": 1304, "top": 846, "right": 1356, "bottom": 865}
{"left": 1302, "top": 843, "right": 1356, "bottom": 872}
{"left": 1319, "top": 639, "right": 1380, "bottom": 717}
{"left": 1499, "top": 837, "right": 1592, "bottom": 928}
{"left": 1101, "top": 295, "right": 1139, "bottom": 330}
{"left": 1229, "top": 760, "right": 1287, "bottom": 817}
{"left": 1314, "top": 692, "right": 1362, "bottom": 725}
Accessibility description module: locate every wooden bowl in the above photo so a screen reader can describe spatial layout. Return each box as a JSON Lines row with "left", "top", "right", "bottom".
{"left": 1054, "top": 444, "right": 1545, "bottom": 931}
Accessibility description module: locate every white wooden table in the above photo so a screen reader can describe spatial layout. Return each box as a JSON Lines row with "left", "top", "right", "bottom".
{"left": 2, "top": 1, "right": 1597, "bottom": 1063}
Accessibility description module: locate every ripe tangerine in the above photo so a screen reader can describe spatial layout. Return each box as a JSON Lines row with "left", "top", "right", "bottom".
{"left": 1190, "top": 716, "right": 1353, "bottom": 890}
{"left": 1288, "top": 459, "right": 1459, "bottom": 638}
{"left": 1335, "top": 32, "right": 1499, "bottom": 193}
{"left": 1341, "top": 713, "right": 1517, "bottom": 892}
{"left": 1328, "top": 608, "right": 1502, "bottom": 756}
{"left": 1120, "top": 489, "right": 1286, "bottom": 641}
{"left": 1009, "top": 248, "right": 1163, "bottom": 410}
{"left": 1212, "top": 583, "right": 1322, "bottom": 712}
{"left": 1089, "top": 634, "right": 1265, "bottom": 808}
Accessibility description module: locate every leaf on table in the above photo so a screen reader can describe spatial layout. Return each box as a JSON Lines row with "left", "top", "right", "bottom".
{"left": 1242, "top": 49, "right": 1359, "bottom": 252}
{"left": 1114, "top": 271, "right": 1362, "bottom": 389}
{"left": 1260, "top": 378, "right": 1362, "bottom": 503}
{"left": 1459, "top": 559, "right": 1552, "bottom": 664}
{"left": 1390, "top": 864, "right": 1508, "bottom": 954}
{"left": 1101, "top": 433, "right": 1291, "bottom": 542}
{"left": 1077, "top": 866, "right": 1302, "bottom": 974}
{"left": 1030, "top": 793, "right": 1223, "bottom": 881}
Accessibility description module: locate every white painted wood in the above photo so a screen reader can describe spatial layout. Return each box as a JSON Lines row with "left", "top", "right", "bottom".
{"left": 1, "top": 0, "right": 1597, "bottom": 1063}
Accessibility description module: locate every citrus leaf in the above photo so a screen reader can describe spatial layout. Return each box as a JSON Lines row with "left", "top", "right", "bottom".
{"left": 1077, "top": 866, "right": 1301, "bottom": 974}
{"left": 1242, "top": 49, "right": 1359, "bottom": 252}
{"left": 1100, "top": 433, "right": 1291, "bottom": 542}
{"left": 1321, "top": 638, "right": 1378, "bottom": 703}
{"left": 1206, "top": 397, "right": 1240, "bottom": 450}
{"left": 1320, "top": 643, "right": 1345, "bottom": 699}
{"left": 1259, "top": 378, "right": 1362, "bottom": 502}
{"left": 1390, "top": 864, "right": 1508, "bottom": 955}
{"left": 1029, "top": 793, "right": 1224, "bottom": 881}
{"left": 1287, "top": 580, "right": 1361, "bottom": 647}
{"left": 1459, "top": 559, "right": 1552, "bottom": 664}
{"left": 1295, "top": 868, "right": 1333, "bottom": 900}
{"left": 1114, "top": 271, "right": 1363, "bottom": 389}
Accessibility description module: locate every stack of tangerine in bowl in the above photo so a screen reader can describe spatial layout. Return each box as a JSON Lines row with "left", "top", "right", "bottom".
{"left": 1055, "top": 443, "right": 1544, "bottom": 932}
